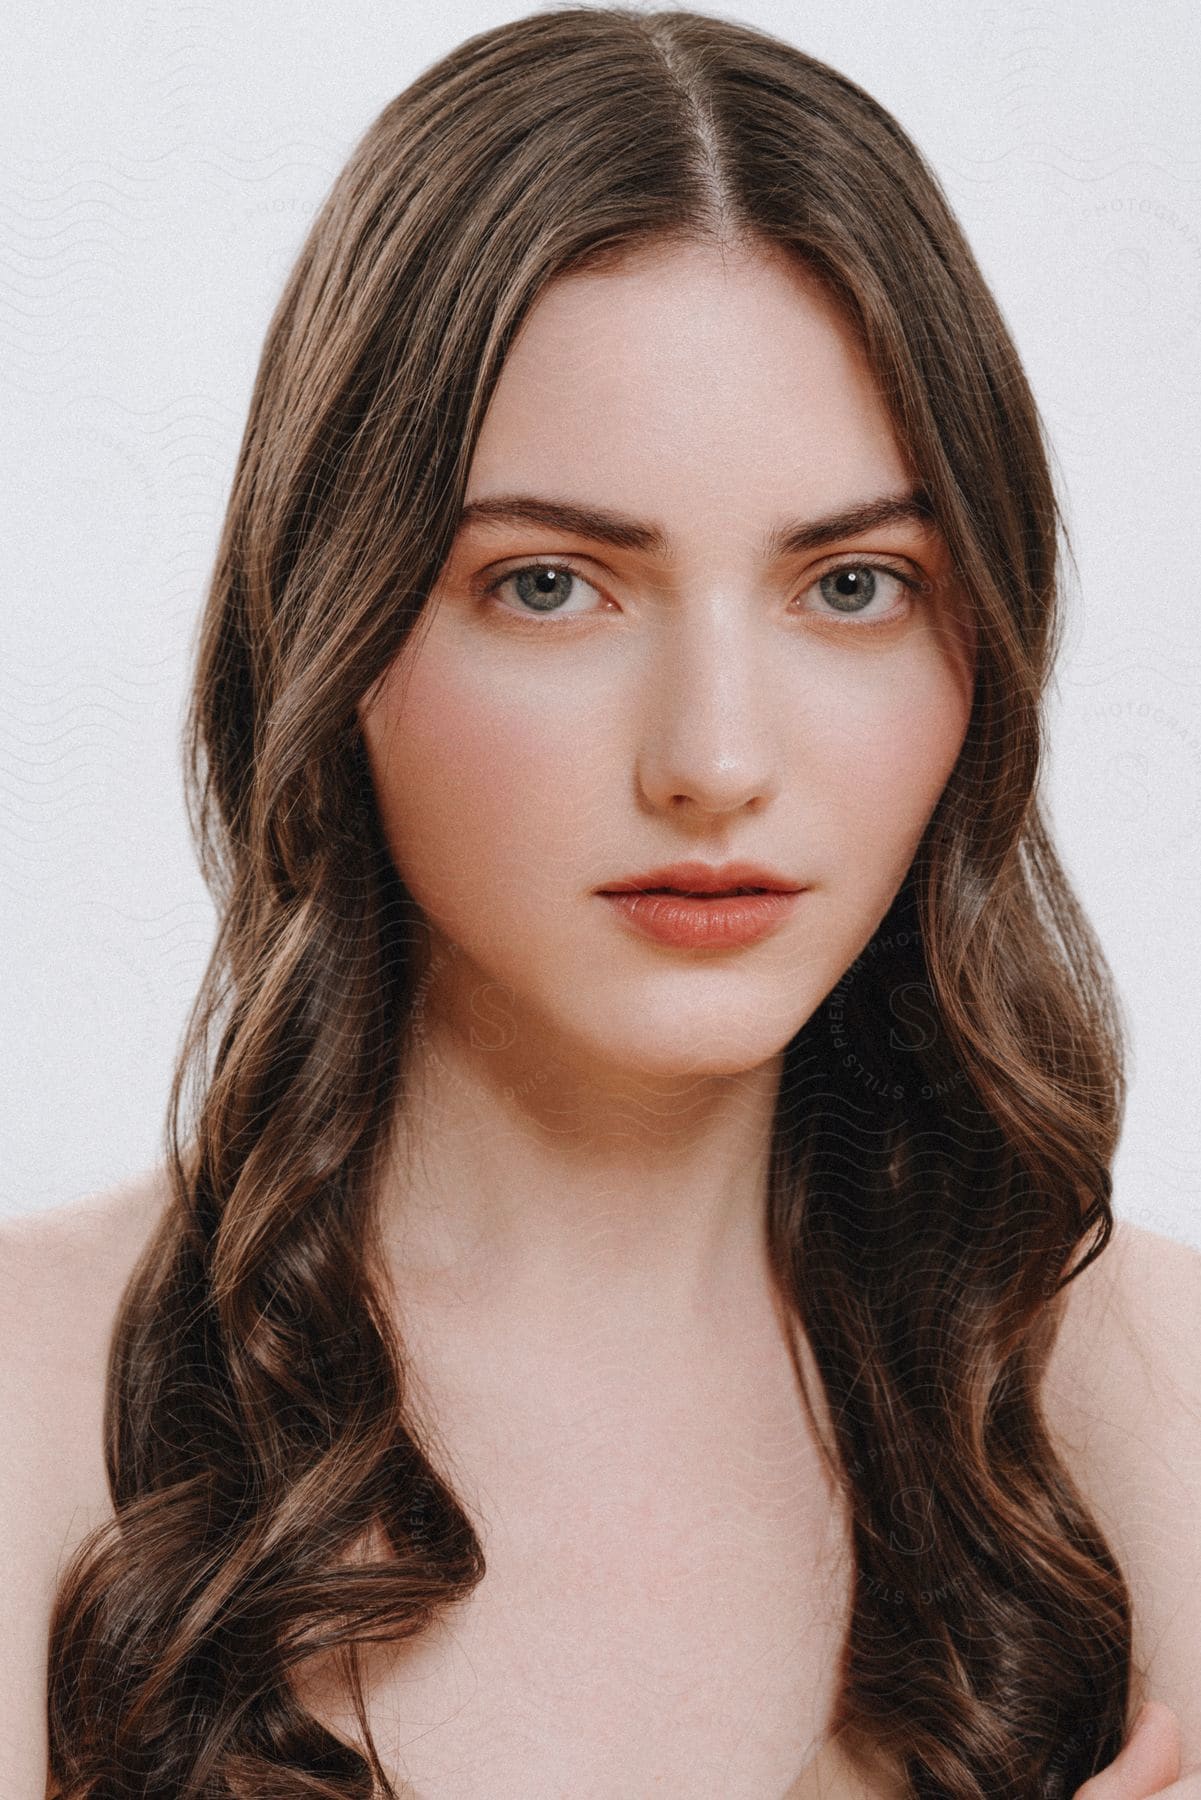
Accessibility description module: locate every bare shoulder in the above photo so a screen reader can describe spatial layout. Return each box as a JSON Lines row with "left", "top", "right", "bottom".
{"left": 1, "top": 1160, "right": 172, "bottom": 1280}
{"left": 0, "top": 1162, "right": 174, "bottom": 1532}
{"left": 0, "top": 1167, "right": 172, "bottom": 1473}
{"left": 1042, "top": 1214, "right": 1201, "bottom": 1428}
{"left": 0, "top": 1166, "right": 173, "bottom": 1793}
{"left": 1042, "top": 1213, "right": 1201, "bottom": 1770}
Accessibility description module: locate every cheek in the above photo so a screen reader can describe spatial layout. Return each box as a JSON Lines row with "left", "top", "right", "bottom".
{"left": 360, "top": 635, "right": 592, "bottom": 915}
{"left": 810, "top": 650, "right": 970, "bottom": 894}
{"left": 361, "top": 616, "right": 973, "bottom": 932}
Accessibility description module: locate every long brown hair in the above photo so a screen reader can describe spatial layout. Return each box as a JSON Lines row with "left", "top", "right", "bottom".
{"left": 47, "top": 8, "right": 1132, "bottom": 1794}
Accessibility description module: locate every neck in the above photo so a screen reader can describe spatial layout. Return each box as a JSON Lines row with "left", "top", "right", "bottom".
{"left": 370, "top": 995, "right": 786, "bottom": 1344}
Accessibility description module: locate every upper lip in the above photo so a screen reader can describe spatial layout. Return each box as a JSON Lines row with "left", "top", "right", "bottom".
{"left": 597, "top": 860, "right": 804, "bottom": 895}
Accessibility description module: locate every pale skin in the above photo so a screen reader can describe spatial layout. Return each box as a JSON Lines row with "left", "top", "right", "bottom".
{"left": 357, "top": 237, "right": 975, "bottom": 1347}
{"left": 351, "top": 239, "right": 1194, "bottom": 1795}
{"left": 0, "top": 245, "right": 1191, "bottom": 1797}
{"left": 349, "top": 240, "right": 982, "bottom": 1794}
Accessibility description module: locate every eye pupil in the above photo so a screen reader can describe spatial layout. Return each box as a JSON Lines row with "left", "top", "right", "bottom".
{"left": 495, "top": 560, "right": 907, "bottom": 626}
{"left": 820, "top": 565, "right": 878, "bottom": 613}
{"left": 514, "top": 565, "right": 574, "bottom": 611}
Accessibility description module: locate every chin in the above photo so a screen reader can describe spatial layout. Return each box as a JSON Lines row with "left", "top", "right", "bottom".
{"left": 572, "top": 1019, "right": 796, "bottom": 1084}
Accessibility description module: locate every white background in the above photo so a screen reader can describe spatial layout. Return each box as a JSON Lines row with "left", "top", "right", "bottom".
{"left": 2, "top": 1, "right": 1198, "bottom": 1246}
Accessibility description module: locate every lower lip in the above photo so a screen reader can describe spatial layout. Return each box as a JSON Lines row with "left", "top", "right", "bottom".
{"left": 597, "top": 889, "right": 804, "bottom": 949}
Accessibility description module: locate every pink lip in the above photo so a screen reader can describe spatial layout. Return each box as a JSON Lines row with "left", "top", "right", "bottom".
{"left": 597, "top": 859, "right": 802, "bottom": 896}
{"left": 598, "top": 888, "right": 804, "bottom": 950}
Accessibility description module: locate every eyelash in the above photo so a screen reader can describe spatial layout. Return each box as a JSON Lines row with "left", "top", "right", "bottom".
{"left": 478, "top": 557, "right": 926, "bottom": 631}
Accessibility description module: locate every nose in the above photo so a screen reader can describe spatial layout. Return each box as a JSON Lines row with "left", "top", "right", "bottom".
{"left": 635, "top": 602, "right": 780, "bottom": 818}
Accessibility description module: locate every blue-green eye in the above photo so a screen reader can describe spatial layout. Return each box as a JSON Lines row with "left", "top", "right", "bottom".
{"left": 487, "top": 562, "right": 598, "bottom": 618}
{"left": 482, "top": 558, "right": 605, "bottom": 622}
{"left": 481, "top": 557, "right": 921, "bottom": 627}
{"left": 809, "top": 562, "right": 918, "bottom": 624}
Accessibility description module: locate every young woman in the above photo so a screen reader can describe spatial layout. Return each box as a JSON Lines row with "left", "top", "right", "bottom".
{"left": 5, "top": 6, "right": 1198, "bottom": 1796}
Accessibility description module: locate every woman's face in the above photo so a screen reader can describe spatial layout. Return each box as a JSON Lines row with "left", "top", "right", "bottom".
{"left": 359, "top": 239, "right": 974, "bottom": 1087}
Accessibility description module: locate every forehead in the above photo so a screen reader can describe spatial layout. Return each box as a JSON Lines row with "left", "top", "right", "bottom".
{"left": 466, "top": 240, "right": 913, "bottom": 536}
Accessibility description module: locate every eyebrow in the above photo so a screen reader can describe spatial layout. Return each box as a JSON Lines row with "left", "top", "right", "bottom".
{"left": 455, "top": 486, "right": 937, "bottom": 562}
